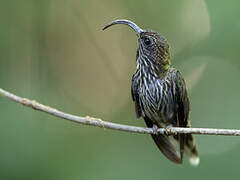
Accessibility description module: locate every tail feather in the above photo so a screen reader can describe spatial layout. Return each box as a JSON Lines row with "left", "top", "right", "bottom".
{"left": 174, "top": 133, "right": 199, "bottom": 166}
{"left": 144, "top": 116, "right": 199, "bottom": 165}
{"left": 184, "top": 134, "right": 199, "bottom": 166}
{"left": 151, "top": 134, "right": 182, "bottom": 164}
{"left": 179, "top": 133, "right": 185, "bottom": 161}
{"left": 144, "top": 117, "right": 182, "bottom": 164}
{"left": 189, "top": 156, "right": 200, "bottom": 166}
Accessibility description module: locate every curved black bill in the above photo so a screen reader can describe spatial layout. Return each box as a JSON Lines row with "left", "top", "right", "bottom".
{"left": 102, "top": 19, "right": 143, "bottom": 37}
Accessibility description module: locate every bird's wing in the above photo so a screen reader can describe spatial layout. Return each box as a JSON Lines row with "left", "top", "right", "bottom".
{"left": 131, "top": 49, "right": 142, "bottom": 119}
{"left": 131, "top": 76, "right": 142, "bottom": 119}
{"left": 172, "top": 69, "right": 190, "bottom": 159}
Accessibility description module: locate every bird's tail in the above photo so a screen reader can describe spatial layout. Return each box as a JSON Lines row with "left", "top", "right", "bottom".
{"left": 172, "top": 118, "right": 199, "bottom": 166}
{"left": 173, "top": 130, "right": 199, "bottom": 166}
{"left": 182, "top": 119, "right": 200, "bottom": 166}
{"left": 144, "top": 117, "right": 182, "bottom": 164}
{"left": 151, "top": 133, "right": 182, "bottom": 164}
{"left": 183, "top": 133, "right": 200, "bottom": 166}
{"left": 144, "top": 116, "right": 199, "bottom": 165}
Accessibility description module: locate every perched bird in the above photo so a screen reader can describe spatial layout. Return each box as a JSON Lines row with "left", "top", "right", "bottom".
{"left": 103, "top": 19, "right": 199, "bottom": 165}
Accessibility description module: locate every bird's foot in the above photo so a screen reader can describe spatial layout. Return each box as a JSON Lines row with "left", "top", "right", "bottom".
{"left": 164, "top": 124, "right": 173, "bottom": 136}
{"left": 152, "top": 124, "right": 158, "bottom": 135}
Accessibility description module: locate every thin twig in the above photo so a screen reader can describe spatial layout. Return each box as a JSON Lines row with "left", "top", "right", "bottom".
{"left": 0, "top": 88, "right": 240, "bottom": 136}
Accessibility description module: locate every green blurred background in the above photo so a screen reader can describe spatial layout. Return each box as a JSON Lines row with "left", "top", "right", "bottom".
{"left": 1, "top": 0, "right": 240, "bottom": 179}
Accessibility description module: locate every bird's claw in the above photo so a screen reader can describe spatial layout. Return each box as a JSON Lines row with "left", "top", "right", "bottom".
{"left": 152, "top": 124, "right": 158, "bottom": 135}
{"left": 164, "top": 124, "right": 173, "bottom": 136}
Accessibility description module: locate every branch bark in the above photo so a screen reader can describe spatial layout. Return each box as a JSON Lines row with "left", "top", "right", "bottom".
{"left": 1, "top": 88, "right": 240, "bottom": 136}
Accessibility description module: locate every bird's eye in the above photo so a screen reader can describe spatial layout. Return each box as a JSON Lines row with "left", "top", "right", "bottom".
{"left": 143, "top": 37, "right": 152, "bottom": 46}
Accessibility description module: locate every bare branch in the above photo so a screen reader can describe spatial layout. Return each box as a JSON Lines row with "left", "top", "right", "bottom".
{"left": 0, "top": 88, "right": 240, "bottom": 136}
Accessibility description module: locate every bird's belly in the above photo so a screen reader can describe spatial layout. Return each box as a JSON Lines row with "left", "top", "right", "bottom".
{"left": 138, "top": 80, "right": 175, "bottom": 126}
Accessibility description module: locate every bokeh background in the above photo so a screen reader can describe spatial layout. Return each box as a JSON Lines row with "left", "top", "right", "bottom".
{"left": 1, "top": 0, "right": 240, "bottom": 179}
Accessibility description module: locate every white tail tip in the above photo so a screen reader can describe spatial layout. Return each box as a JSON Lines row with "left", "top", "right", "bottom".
{"left": 189, "top": 156, "right": 200, "bottom": 166}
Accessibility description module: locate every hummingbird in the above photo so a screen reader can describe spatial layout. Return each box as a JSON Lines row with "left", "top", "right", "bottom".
{"left": 103, "top": 19, "right": 199, "bottom": 165}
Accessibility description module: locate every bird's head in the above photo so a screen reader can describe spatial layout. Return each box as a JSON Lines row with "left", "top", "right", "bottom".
{"left": 103, "top": 19, "right": 170, "bottom": 71}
